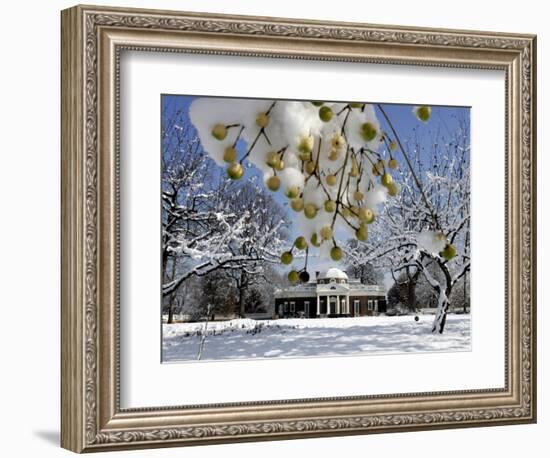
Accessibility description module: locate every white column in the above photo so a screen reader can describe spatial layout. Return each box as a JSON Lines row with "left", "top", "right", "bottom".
{"left": 346, "top": 295, "right": 350, "bottom": 315}
{"left": 336, "top": 295, "right": 340, "bottom": 314}
{"left": 316, "top": 294, "right": 320, "bottom": 316}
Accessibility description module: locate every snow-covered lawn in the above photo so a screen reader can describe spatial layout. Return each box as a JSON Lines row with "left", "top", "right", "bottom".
{"left": 162, "top": 314, "right": 471, "bottom": 362}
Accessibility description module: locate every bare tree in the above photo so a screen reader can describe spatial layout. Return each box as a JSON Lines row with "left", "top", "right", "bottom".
{"left": 223, "top": 181, "right": 289, "bottom": 316}
{"left": 347, "top": 109, "right": 470, "bottom": 333}
{"left": 161, "top": 104, "right": 288, "bottom": 304}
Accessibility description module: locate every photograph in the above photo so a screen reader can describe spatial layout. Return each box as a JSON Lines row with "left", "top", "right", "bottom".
{"left": 161, "top": 96, "right": 471, "bottom": 362}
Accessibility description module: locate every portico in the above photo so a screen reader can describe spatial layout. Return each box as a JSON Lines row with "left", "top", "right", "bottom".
{"left": 316, "top": 294, "right": 349, "bottom": 316}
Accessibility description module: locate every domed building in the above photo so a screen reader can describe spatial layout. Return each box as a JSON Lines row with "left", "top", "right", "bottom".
{"left": 274, "top": 268, "right": 386, "bottom": 318}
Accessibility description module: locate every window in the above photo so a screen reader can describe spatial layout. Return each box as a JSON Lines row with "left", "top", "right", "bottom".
{"left": 341, "top": 299, "right": 347, "bottom": 314}
{"left": 304, "top": 301, "right": 310, "bottom": 316}
{"left": 368, "top": 300, "right": 374, "bottom": 311}
{"left": 290, "top": 302, "right": 295, "bottom": 312}
{"left": 284, "top": 302, "right": 288, "bottom": 312}
{"left": 354, "top": 300, "right": 360, "bottom": 316}
{"left": 278, "top": 304, "right": 283, "bottom": 316}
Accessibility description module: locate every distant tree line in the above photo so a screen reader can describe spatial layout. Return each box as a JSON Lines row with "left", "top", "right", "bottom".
{"left": 161, "top": 102, "right": 289, "bottom": 323}
{"left": 162, "top": 265, "right": 285, "bottom": 322}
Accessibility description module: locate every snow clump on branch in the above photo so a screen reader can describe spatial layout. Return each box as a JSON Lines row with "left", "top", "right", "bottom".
{"left": 189, "top": 97, "right": 399, "bottom": 281}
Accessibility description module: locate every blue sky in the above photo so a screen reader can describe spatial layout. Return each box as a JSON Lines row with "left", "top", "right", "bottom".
{"left": 162, "top": 94, "right": 470, "bottom": 272}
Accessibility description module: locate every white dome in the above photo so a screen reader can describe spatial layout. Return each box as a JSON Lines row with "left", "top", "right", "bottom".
{"left": 318, "top": 268, "right": 348, "bottom": 280}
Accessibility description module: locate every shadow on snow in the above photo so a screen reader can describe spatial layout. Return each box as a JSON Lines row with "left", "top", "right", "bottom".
{"left": 162, "top": 315, "right": 470, "bottom": 362}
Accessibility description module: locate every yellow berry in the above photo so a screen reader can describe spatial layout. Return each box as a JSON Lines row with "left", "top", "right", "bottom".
{"left": 358, "top": 207, "right": 375, "bottom": 224}
{"left": 320, "top": 226, "right": 333, "bottom": 240}
{"left": 298, "top": 135, "right": 314, "bottom": 155}
{"left": 388, "top": 158, "right": 398, "bottom": 169}
{"left": 288, "top": 270, "right": 299, "bottom": 283}
{"left": 227, "top": 163, "right": 244, "bottom": 180}
{"left": 326, "top": 174, "right": 338, "bottom": 186}
{"left": 305, "top": 161, "right": 316, "bottom": 175}
{"left": 324, "top": 200, "right": 336, "bottom": 212}
{"left": 266, "top": 175, "right": 280, "bottom": 191}
{"left": 416, "top": 106, "right": 432, "bottom": 122}
{"left": 256, "top": 112, "right": 269, "bottom": 128}
{"left": 381, "top": 173, "right": 393, "bottom": 187}
{"left": 281, "top": 251, "right": 293, "bottom": 265}
{"left": 290, "top": 198, "right": 304, "bottom": 212}
{"left": 330, "top": 246, "right": 343, "bottom": 261}
{"left": 350, "top": 157, "right": 359, "bottom": 177}
{"left": 331, "top": 134, "right": 345, "bottom": 149}
{"left": 356, "top": 224, "right": 368, "bottom": 241}
{"left": 360, "top": 122, "right": 377, "bottom": 142}
{"left": 304, "top": 204, "right": 317, "bottom": 219}
{"left": 274, "top": 159, "right": 285, "bottom": 171}
{"left": 354, "top": 191, "right": 364, "bottom": 202}
{"left": 212, "top": 124, "right": 228, "bottom": 141}
{"left": 286, "top": 186, "right": 301, "bottom": 199}
{"left": 310, "top": 233, "right": 321, "bottom": 247}
{"left": 299, "top": 151, "right": 312, "bottom": 162}
{"left": 387, "top": 182, "right": 398, "bottom": 197}
{"left": 319, "top": 106, "right": 333, "bottom": 122}
{"left": 295, "top": 236, "right": 308, "bottom": 250}
{"left": 441, "top": 243, "right": 457, "bottom": 260}
{"left": 266, "top": 151, "right": 279, "bottom": 168}
{"left": 223, "top": 146, "right": 237, "bottom": 163}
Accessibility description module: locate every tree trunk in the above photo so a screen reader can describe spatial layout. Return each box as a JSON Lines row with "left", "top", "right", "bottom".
{"left": 238, "top": 270, "right": 246, "bottom": 318}
{"left": 167, "top": 303, "right": 175, "bottom": 324}
{"left": 431, "top": 261, "right": 453, "bottom": 333}
{"left": 432, "top": 288, "right": 449, "bottom": 333}
{"left": 463, "top": 231, "right": 469, "bottom": 314}
{"left": 167, "top": 256, "right": 178, "bottom": 324}
{"left": 406, "top": 268, "right": 421, "bottom": 312}
{"left": 463, "top": 270, "right": 468, "bottom": 314}
{"left": 197, "top": 304, "right": 212, "bottom": 360}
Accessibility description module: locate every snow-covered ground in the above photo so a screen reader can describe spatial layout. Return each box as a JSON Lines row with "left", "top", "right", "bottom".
{"left": 162, "top": 314, "right": 471, "bottom": 362}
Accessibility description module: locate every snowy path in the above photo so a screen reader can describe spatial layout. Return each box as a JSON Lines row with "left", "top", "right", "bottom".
{"left": 162, "top": 315, "right": 471, "bottom": 362}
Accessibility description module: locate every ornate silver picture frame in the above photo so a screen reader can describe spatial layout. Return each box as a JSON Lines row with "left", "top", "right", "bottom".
{"left": 61, "top": 4, "right": 536, "bottom": 452}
